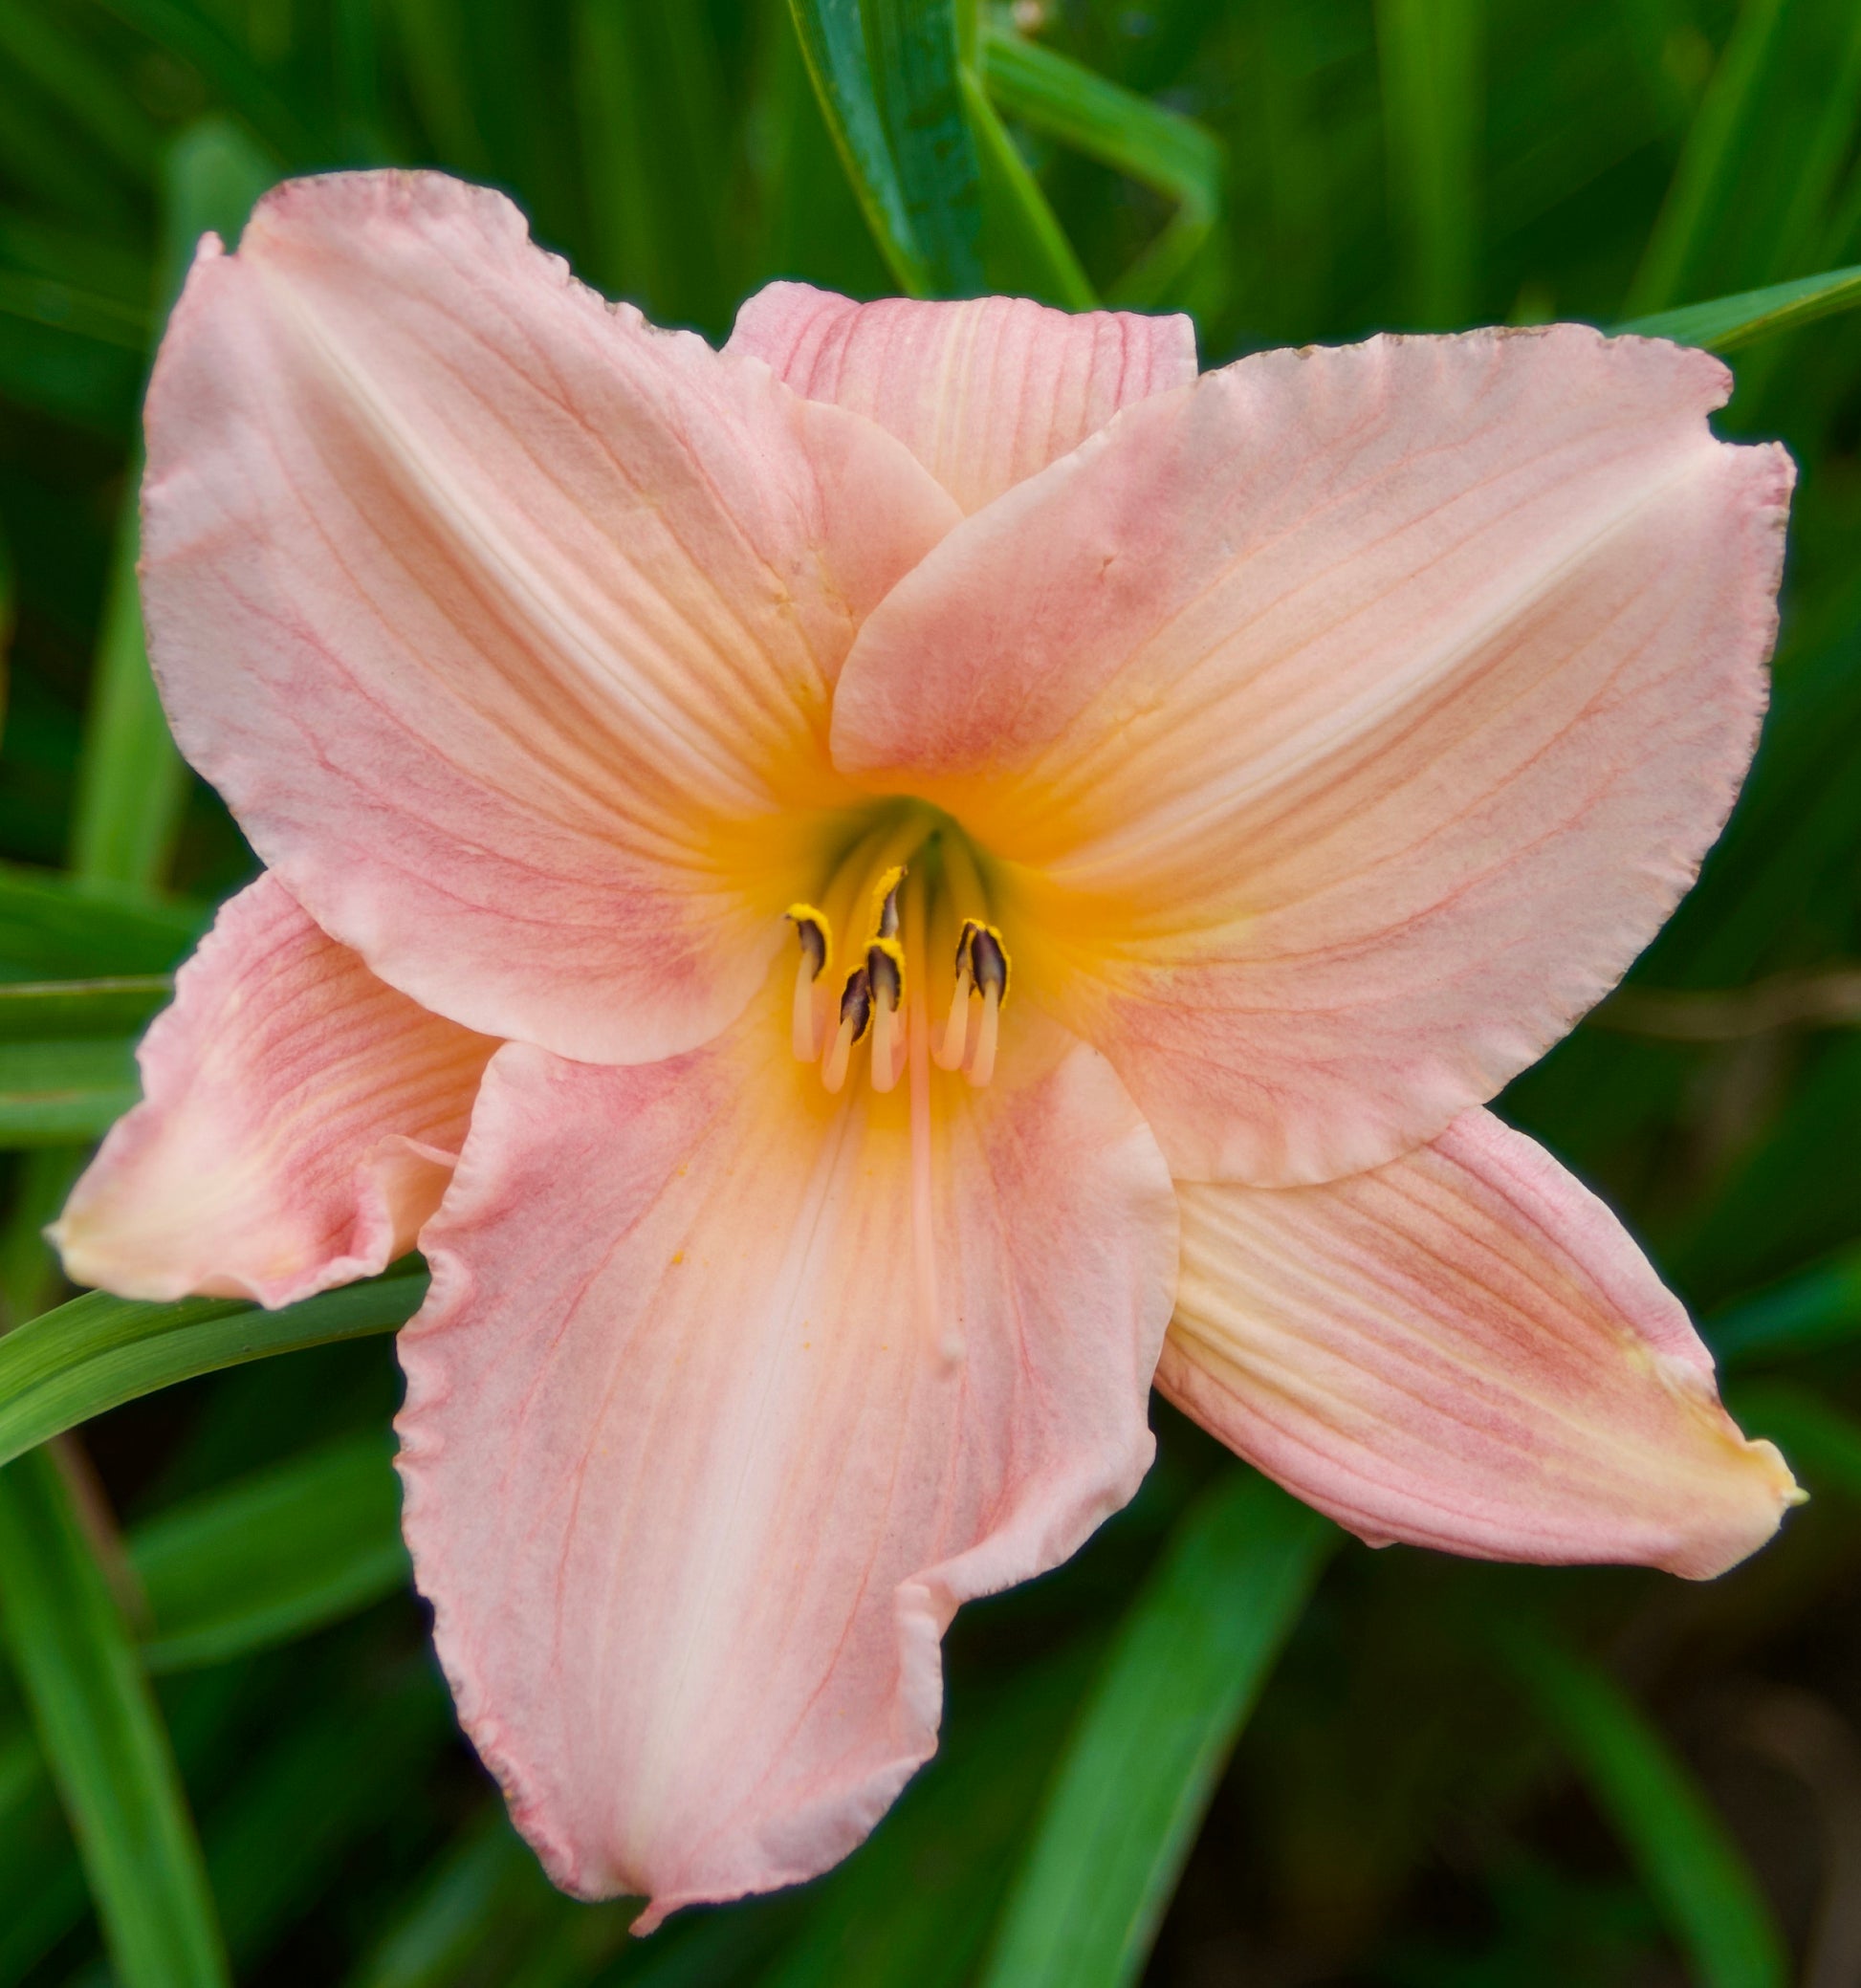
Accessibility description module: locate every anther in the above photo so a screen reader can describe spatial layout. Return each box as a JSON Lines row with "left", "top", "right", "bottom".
{"left": 866, "top": 939, "right": 906, "bottom": 1094}
{"left": 785, "top": 905, "right": 831, "bottom": 1060}
{"left": 965, "top": 926, "right": 1009, "bottom": 1088}
{"left": 870, "top": 866, "right": 905, "bottom": 942}
{"left": 821, "top": 966, "right": 872, "bottom": 1094}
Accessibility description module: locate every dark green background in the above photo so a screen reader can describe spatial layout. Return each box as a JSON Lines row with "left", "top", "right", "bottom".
{"left": 2, "top": 1, "right": 1861, "bottom": 1983}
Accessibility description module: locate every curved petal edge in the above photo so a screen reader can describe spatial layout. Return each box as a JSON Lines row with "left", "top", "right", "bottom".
{"left": 1158, "top": 1108, "right": 1798, "bottom": 1579}
{"left": 727, "top": 280, "right": 1198, "bottom": 513}
{"left": 396, "top": 992, "right": 1176, "bottom": 1923}
{"left": 52, "top": 873, "right": 496, "bottom": 1308}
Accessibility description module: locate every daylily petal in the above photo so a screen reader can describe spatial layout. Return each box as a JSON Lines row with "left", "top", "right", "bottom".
{"left": 53, "top": 873, "right": 495, "bottom": 1308}
{"left": 395, "top": 986, "right": 1176, "bottom": 1923}
{"left": 726, "top": 280, "right": 1197, "bottom": 513}
{"left": 831, "top": 328, "right": 1792, "bottom": 1185}
{"left": 1158, "top": 1108, "right": 1798, "bottom": 1578}
{"left": 142, "top": 171, "right": 960, "bottom": 1066}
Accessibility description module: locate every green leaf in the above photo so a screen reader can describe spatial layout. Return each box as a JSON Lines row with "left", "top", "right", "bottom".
{"left": 0, "top": 1446, "right": 230, "bottom": 1987}
{"left": 786, "top": 0, "right": 982, "bottom": 296}
{"left": 89, "top": 0, "right": 317, "bottom": 164}
{"left": 0, "top": 269, "right": 147, "bottom": 352}
{"left": 1616, "top": 261, "right": 1861, "bottom": 351}
{"left": 1725, "top": 1379, "right": 1861, "bottom": 1501}
{"left": 1706, "top": 1243, "right": 1861, "bottom": 1366}
{"left": 977, "top": 23, "right": 1221, "bottom": 306}
{"left": 1627, "top": 0, "right": 1790, "bottom": 316}
{"left": 0, "top": 0, "right": 163, "bottom": 182}
{"left": 573, "top": 0, "right": 738, "bottom": 335}
{"left": 0, "top": 862, "right": 204, "bottom": 983}
{"left": 0, "top": 976, "right": 169, "bottom": 1040}
{"left": 964, "top": 66, "right": 1095, "bottom": 309}
{"left": 0, "top": 1271, "right": 427, "bottom": 1474}
{"left": 130, "top": 1432, "right": 408, "bottom": 1673}
{"left": 764, "top": 1637, "right": 1104, "bottom": 1988}
{"left": 1374, "top": 0, "right": 1483, "bottom": 325}
{"left": 1500, "top": 1627, "right": 1787, "bottom": 1988}
{"left": 865, "top": 0, "right": 982, "bottom": 295}
{"left": 73, "top": 119, "right": 280, "bottom": 895}
{"left": 975, "top": 1473, "right": 1337, "bottom": 1988}
{"left": 348, "top": 1809, "right": 558, "bottom": 1988}
{"left": 203, "top": 1663, "right": 453, "bottom": 1967}
{"left": 0, "top": 1034, "right": 138, "bottom": 1146}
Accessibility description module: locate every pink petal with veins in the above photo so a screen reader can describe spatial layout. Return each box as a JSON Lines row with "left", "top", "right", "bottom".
{"left": 728, "top": 280, "right": 1197, "bottom": 513}
{"left": 1160, "top": 1108, "right": 1797, "bottom": 1578}
{"left": 54, "top": 873, "right": 495, "bottom": 1308}
{"left": 142, "top": 173, "right": 959, "bottom": 1069}
{"left": 831, "top": 328, "right": 1791, "bottom": 1186}
{"left": 396, "top": 986, "right": 1175, "bottom": 1924}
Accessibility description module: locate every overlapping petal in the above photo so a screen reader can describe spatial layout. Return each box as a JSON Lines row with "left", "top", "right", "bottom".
{"left": 726, "top": 282, "right": 1198, "bottom": 514}
{"left": 396, "top": 985, "right": 1176, "bottom": 1923}
{"left": 1158, "top": 1108, "right": 1797, "bottom": 1578}
{"left": 831, "top": 328, "right": 1793, "bottom": 1185}
{"left": 142, "top": 172, "right": 960, "bottom": 1067}
{"left": 53, "top": 873, "right": 496, "bottom": 1308}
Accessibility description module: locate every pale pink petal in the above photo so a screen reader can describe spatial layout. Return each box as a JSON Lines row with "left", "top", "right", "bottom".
{"left": 52, "top": 873, "right": 496, "bottom": 1309}
{"left": 831, "top": 328, "right": 1792, "bottom": 1185}
{"left": 143, "top": 171, "right": 959, "bottom": 1067}
{"left": 395, "top": 984, "right": 1176, "bottom": 1923}
{"left": 726, "top": 280, "right": 1197, "bottom": 513}
{"left": 1158, "top": 1109, "right": 1798, "bottom": 1578}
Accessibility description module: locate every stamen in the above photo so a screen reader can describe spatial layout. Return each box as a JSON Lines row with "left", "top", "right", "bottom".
{"left": 785, "top": 905, "right": 831, "bottom": 1060}
{"left": 869, "top": 865, "right": 906, "bottom": 942}
{"left": 821, "top": 966, "right": 872, "bottom": 1095}
{"left": 933, "top": 924, "right": 974, "bottom": 1070}
{"left": 867, "top": 939, "right": 905, "bottom": 1094}
{"left": 965, "top": 926, "right": 1009, "bottom": 1088}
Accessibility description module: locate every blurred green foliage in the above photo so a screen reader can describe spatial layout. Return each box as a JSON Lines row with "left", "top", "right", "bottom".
{"left": 3, "top": 0, "right": 1861, "bottom": 1982}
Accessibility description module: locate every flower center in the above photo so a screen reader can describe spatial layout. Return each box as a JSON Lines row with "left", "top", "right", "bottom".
{"left": 784, "top": 807, "right": 1011, "bottom": 1096}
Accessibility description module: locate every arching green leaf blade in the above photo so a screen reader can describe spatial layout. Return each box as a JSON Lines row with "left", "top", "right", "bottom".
{"left": 1618, "top": 261, "right": 1861, "bottom": 350}
{"left": 0, "top": 1445, "right": 229, "bottom": 1987}
{"left": 131, "top": 1432, "right": 408, "bottom": 1672}
{"left": 976, "top": 1473, "right": 1336, "bottom": 1988}
{"left": 0, "top": 1271, "right": 426, "bottom": 1472}
{"left": 1501, "top": 1628, "right": 1787, "bottom": 1988}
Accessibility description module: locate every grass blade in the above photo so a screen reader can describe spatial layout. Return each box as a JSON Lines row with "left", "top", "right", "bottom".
{"left": 131, "top": 1432, "right": 407, "bottom": 1672}
{"left": 72, "top": 119, "right": 278, "bottom": 894}
{"left": 1627, "top": 0, "right": 1790, "bottom": 315}
{"left": 1374, "top": 0, "right": 1482, "bottom": 325}
{"left": 0, "top": 1035, "right": 138, "bottom": 1145}
{"left": 1617, "top": 261, "right": 1861, "bottom": 351}
{"left": 977, "top": 23, "right": 1221, "bottom": 306}
{"left": 786, "top": 0, "right": 933, "bottom": 293}
{"left": 1706, "top": 1243, "right": 1861, "bottom": 1367}
{"left": 1501, "top": 1628, "right": 1786, "bottom": 1988}
{"left": 0, "top": 1270, "right": 427, "bottom": 1471}
{"left": 1726, "top": 1379, "right": 1861, "bottom": 1502}
{"left": 0, "top": 863, "right": 203, "bottom": 984}
{"left": 964, "top": 66, "right": 1095, "bottom": 308}
{"left": 790, "top": 0, "right": 987, "bottom": 297}
{"left": 864, "top": 0, "right": 982, "bottom": 295}
{"left": 573, "top": 0, "right": 736, "bottom": 335}
{"left": 0, "top": 976, "right": 170, "bottom": 1039}
{"left": 976, "top": 1473, "right": 1336, "bottom": 1988}
{"left": 0, "top": 1445, "right": 229, "bottom": 1987}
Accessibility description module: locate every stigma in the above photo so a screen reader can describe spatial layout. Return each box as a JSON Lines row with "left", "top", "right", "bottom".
{"left": 785, "top": 832, "right": 1010, "bottom": 1093}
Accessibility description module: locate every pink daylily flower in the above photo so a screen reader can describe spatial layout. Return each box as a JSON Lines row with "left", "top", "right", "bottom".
{"left": 52, "top": 171, "right": 1800, "bottom": 1924}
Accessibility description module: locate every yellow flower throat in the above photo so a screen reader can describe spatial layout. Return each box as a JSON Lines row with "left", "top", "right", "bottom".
{"left": 784, "top": 809, "right": 1011, "bottom": 1096}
